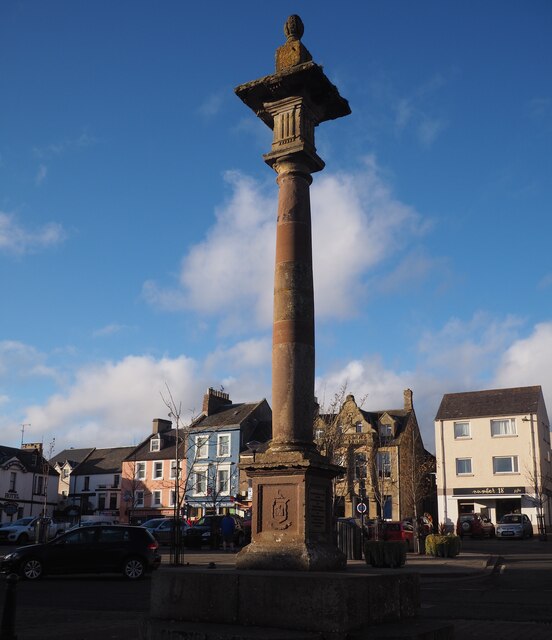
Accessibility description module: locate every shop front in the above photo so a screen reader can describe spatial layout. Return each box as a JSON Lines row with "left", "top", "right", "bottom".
{"left": 452, "top": 485, "right": 528, "bottom": 527}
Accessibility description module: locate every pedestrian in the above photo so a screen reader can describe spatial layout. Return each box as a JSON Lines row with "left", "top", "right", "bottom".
{"left": 220, "top": 512, "right": 236, "bottom": 552}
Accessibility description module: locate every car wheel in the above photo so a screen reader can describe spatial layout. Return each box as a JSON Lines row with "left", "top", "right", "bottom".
{"left": 461, "top": 521, "right": 471, "bottom": 533}
{"left": 17, "top": 533, "right": 29, "bottom": 544}
{"left": 20, "top": 558, "right": 43, "bottom": 580}
{"left": 123, "top": 557, "right": 145, "bottom": 580}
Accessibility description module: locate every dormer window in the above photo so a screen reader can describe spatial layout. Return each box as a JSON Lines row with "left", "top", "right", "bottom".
{"left": 150, "top": 436, "right": 161, "bottom": 452}
{"left": 379, "top": 423, "right": 393, "bottom": 439}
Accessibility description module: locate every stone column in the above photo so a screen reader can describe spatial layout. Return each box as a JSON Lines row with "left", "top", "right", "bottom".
{"left": 234, "top": 15, "right": 350, "bottom": 571}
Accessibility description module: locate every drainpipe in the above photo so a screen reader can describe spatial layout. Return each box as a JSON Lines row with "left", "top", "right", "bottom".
{"left": 439, "top": 420, "right": 448, "bottom": 527}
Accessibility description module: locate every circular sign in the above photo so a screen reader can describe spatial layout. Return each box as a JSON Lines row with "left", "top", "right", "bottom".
{"left": 4, "top": 503, "right": 18, "bottom": 516}
{"left": 356, "top": 502, "right": 367, "bottom": 514}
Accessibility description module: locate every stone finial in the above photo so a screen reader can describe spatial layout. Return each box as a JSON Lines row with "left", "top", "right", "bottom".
{"left": 276, "top": 14, "right": 312, "bottom": 72}
{"left": 284, "top": 15, "right": 304, "bottom": 41}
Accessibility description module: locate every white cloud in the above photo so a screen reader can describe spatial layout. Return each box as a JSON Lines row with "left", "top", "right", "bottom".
{"left": 0, "top": 341, "right": 59, "bottom": 381}
{"left": 21, "top": 355, "right": 202, "bottom": 451}
{"left": 92, "top": 324, "right": 127, "bottom": 338}
{"left": 144, "top": 157, "right": 429, "bottom": 330}
{"left": 0, "top": 211, "right": 66, "bottom": 255}
{"left": 493, "top": 322, "right": 552, "bottom": 411}
{"left": 197, "top": 93, "right": 224, "bottom": 118}
{"left": 35, "top": 164, "right": 48, "bottom": 186}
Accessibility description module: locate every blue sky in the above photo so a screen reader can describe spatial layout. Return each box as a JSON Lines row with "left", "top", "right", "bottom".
{"left": 1, "top": 1, "right": 551, "bottom": 455}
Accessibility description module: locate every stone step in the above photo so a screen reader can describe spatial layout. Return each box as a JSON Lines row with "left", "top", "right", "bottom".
{"left": 350, "top": 619, "right": 455, "bottom": 640}
{"left": 140, "top": 619, "right": 322, "bottom": 639}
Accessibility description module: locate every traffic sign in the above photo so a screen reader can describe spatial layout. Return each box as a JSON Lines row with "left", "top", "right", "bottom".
{"left": 356, "top": 502, "right": 367, "bottom": 514}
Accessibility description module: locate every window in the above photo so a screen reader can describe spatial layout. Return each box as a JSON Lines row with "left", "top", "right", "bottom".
{"left": 383, "top": 495, "right": 392, "bottom": 519}
{"left": 169, "top": 490, "right": 176, "bottom": 507}
{"left": 456, "top": 458, "right": 472, "bottom": 475}
{"left": 194, "top": 470, "right": 207, "bottom": 494}
{"left": 217, "top": 434, "right": 231, "bottom": 457}
{"left": 314, "top": 428, "right": 324, "bottom": 440}
{"left": 491, "top": 418, "right": 516, "bottom": 437}
{"left": 136, "top": 462, "right": 146, "bottom": 480}
{"left": 62, "top": 467, "right": 69, "bottom": 479}
{"left": 354, "top": 453, "right": 367, "bottom": 479}
{"left": 379, "top": 424, "right": 393, "bottom": 438}
{"left": 153, "top": 490, "right": 162, "bottom": 507}
{"left": 454, "top": 422, "right": 471, "bottom": 438}
{"left": 9, "top": 472, "right": 16, "bottom": 492}
{"left": 98, "top": 493, "right": 106, "bottom": 510}
{"left": 34, "top": 475, "right": 44, "bottom": 495}
{"left": 150, "top": 436, "right": 161, "bottom": 452}
{"left": 109, "top": 494, "right": 117, "bottom": 510}
{"left": 196, "top": 435, "right": 209, "bottom": 459}
{"left": 153, "top": 461, "right": 163, "bottom": 479}
{"left": 113, "top": 474, "right": 120, "bottom": 488}
{"left": 135, "top": 490, "right": 144, "bottom": 507}
{"left": 355, "top": 422, "right": 363, "bottom": 434}
{"left": 170, "top": 460, "right": 180, "bottom": 480}
{"left": 218, "top": 468, "right": 230, "bottom": 493}
{"left": 493, "top": 456, "right": 519, "bottom": 474}
{"left": 83, "top": 476, "right": 90, "bottom": 491}
{"left": 377, "top": 452, "right": 391, "bottom": 477}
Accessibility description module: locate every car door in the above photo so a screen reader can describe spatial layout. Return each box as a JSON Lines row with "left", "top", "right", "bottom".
{"left": 44, "top": 527, "right": 99, "bottom": 575}
{"left": 94, "top": 526, "right": 131, "bottom": 572}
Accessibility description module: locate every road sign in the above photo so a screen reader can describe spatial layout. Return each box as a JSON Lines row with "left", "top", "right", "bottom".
{"left": 356, "top": 502, "right": 367, "bottom": 514}
{"left": 3, "top": 503, "right": 18, "bottom": 515}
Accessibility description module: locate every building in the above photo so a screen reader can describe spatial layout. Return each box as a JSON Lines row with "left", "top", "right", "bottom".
{"left": 51, "top": 446, "right": 134, "bottom": 521}
{"left": 119, "top": 419, "right": 186, "bottom": 524}
{"left": 186, "top": 388, "right": 272, "bottom": 519}
{"left": 317, "top": 389, "right": 434, "bottom": 522}
{"left": 0, "top": 444, "right": 59, "bottom": 522}
{"left": 434, "top": 385, "right": 551, "bottom": 534}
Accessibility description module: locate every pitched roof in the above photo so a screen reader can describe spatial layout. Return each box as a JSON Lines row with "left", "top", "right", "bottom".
{"left": 72, "top": 447, "right": 135, "bottom": 475}
{"left": 50, "top": 448, "right": 95, "bottom": 468}
{"left": 191, "top": 401, "right": 264, "bottom": 430}
{"left": 0, "top": 445, "right": 58, "bottom": 476}
{"left": 435, "top": 386, "right": 543, "bottom": 421}
{"left": 124, "top": 430, "right": 187, "bottom": 462}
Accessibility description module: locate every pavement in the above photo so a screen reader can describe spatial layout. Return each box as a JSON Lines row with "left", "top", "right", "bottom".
{"left": 164, "top": 547, "right": 498, "bottom": 578}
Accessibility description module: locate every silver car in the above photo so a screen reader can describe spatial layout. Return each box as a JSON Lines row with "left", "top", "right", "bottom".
{"left": 496, "top": 513, "right": 533, "bottom": 539}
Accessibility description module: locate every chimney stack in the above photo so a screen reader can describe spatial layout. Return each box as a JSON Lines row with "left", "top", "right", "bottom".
{"left": 403, "top": 389, "right": 413, "bottom": 412}
{"left": 202, "top": 387, "right": 232, "bottom": 416}
{"left": 152, "top": 418, "right": 172, "bottom": 434}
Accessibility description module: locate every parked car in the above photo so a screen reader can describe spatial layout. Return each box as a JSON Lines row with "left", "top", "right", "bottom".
{"left": 0, "top": 516, "right": 66, "bottom": 545}
{"left": 456, "top": 513, "right": 495, "bottom": 538}
{"left": 184, "top": 514, "right": 245, "bottom": 548}
{"left": 141, "top": 518, "right": 190, "bottom": 546}
{"left": 382, "top": 521, "right": 414, "bottom": 550}
{"left": 0, "top": 525, "right": 161, "bottom": 580}
{"left": 496, "top": 513, "right": 534, "bottom": 539}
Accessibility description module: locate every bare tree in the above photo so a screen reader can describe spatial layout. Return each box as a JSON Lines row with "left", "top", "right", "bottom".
{"left": 524, "top": 462, "right": 551, "bottom": 539}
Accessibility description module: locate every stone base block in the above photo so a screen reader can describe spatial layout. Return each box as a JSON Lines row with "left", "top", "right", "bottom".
{"left": 147, "top": 567, "right": 419, "bottom": 640}
{"left": 236, "top": 540, "right": 346, "bottom": 571}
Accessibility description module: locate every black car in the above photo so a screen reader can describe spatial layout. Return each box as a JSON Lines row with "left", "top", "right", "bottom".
{"left": 185, "top": 515, "right": 245, "bottom": 548}
{"left": 0, "top": 525, "right": 161, "bottom": 580}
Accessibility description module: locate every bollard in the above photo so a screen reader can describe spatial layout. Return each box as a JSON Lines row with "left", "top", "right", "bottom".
{"left": 0, "top": 573, "right": 18, "bottom": 640}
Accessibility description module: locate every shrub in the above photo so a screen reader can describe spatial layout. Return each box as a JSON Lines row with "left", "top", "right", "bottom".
{"left": 364, "top": 540, "right": 406, "bottom": 568}
{"left": 425, "top": 533, "right": 461, "bottom": 557}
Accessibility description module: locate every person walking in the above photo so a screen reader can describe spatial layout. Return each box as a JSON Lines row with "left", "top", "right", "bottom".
{"left": 220, "top": 512, "right": 236, "bottom": 552}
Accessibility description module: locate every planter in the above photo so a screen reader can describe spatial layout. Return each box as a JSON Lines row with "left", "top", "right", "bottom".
{"left": 364, "top": 540, "right": 406, "bottom": 568}
{"left": 425, "top": 534, "right": 461, "bottom": 558}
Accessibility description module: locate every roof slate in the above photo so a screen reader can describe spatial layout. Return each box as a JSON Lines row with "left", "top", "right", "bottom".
{"left": 435, "top": 386, "right": 543, "bottom": 421}
{"left": 0, "top": 444, "right": 58, "bottom": 475}
{"left": 72, "top": 446, "right": 135, "bottom": 475}
{"left": 50, "top": 448, "right": 95, "bottom": 468}
{"left": 191, "top": 402, "right": 261, "bottom": 429}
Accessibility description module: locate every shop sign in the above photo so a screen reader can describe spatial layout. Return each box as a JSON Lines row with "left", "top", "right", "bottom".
{"left": 452, "top": 486, "right": 525, "bottom": 496}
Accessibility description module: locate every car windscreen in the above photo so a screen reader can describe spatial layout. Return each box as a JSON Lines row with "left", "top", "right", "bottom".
{"left": 501, "top": 515, "right": 521, "bottom": 523}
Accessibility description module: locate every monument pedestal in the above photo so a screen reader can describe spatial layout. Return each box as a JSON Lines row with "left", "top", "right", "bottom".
{"left": 236, "top": 449, "right": 346, "bottom": 571}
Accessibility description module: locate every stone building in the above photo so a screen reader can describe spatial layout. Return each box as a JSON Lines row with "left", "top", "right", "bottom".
{"left": 316, "top": 389, "right": 434, "bottom": 521}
